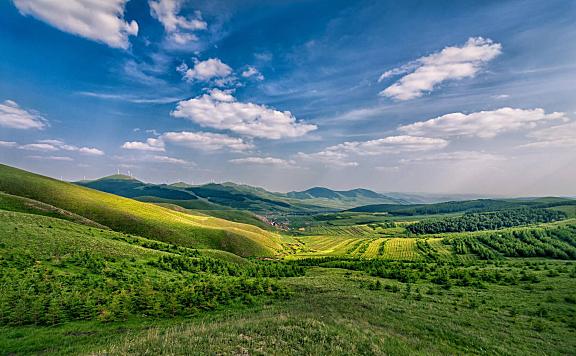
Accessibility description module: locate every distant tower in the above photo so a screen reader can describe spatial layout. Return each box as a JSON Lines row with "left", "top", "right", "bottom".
{"left": 117, "top": 168, "right": 120, "bottom": 175}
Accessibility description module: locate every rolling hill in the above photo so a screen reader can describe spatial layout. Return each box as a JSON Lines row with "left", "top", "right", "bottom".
{"left": 76, "top": 176, "right": 407, "bottom": 215}
{"left": 0, "top": 164, "right": 285, "bottom": 257}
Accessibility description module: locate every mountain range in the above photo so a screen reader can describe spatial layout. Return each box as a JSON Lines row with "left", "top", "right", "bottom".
{"left": 75, "top": 175, "right": 410, "bottom": 215}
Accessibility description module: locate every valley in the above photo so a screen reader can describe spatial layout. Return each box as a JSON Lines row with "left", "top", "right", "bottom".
{"left": 1, "top": 164, "right": 575, "bottom": 354}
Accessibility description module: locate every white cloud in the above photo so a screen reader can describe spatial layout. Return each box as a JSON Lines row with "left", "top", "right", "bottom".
{"left": 122, "top": 138, "right": 165, "bottom": 152}
{"left": 295, "top": 135, "right": 446, "bottom": 168}
{"left": 13, "top": 0, "right": 138, "bottom": 49}
{"left": 229, "top": 157, "right": 294, "bottom": 167}
{"left": 400, "top": 151, "right": 505, "bottom": 164}
{"left": 180, "top": 58, "right": 232, "bottom": 82}
{"left": 161, "top": 131, "right": 253, "bottom": 151}
{"left": 0, "top": 141, "right": 17, "bottom": 148}
{"left": 520, "top": 121, "right": 576, "bottom": 148}
{"left": 149, "top": 0, "right": 207, "bottom": 45}
{"left": 115, "top": 154, "right": 189, "bottom": 165}
{"left": 20, "top": 143, "right": 59, "bottom": 151}
{"left": 380, "top": 37, "right": 502, "bottom": 100}
{"left": 399, "top": 107, "right": 567, "bottom": 138}
{"left": 19, "top": 139, "right": 104, "bottom": 155}
{"left": 76, "top": 147, "right": 105, "bottom": 155}
{"left": 241, "top": 66, "right": 264, "bottom": 80}
{"left": 171, "top": 89, "right": 317, "bottom": 139}
{"left": 0, "top": 100, "right": 47, "bottom": 129}
{"left": 326, "top": 136, "right": 449, "bottom": 155}
{"left": 144, "top": 155, "right": 188, "bottom": 165}
{"left": 28, "top": 155, "right": 74, "bottom": 161}
{"left": 296, "top": 151, "right": 358, "bottom": 168}
{"left": 36, "top": 139, "right": 104, "bottom": 155}
{"left": 78, "top": 91, "right": 182, "bottom": 104}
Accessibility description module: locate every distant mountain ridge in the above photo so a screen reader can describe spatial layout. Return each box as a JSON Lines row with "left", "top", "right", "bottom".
{"left": 75, "top": 176, "right": 407, "bottom": 214}
{"left": 285, "top": 187, "right": 408, "bottom": 204}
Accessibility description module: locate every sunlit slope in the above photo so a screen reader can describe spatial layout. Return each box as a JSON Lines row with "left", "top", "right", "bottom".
{"left": 0, "top": 164, "right": 283, "bottom": 256}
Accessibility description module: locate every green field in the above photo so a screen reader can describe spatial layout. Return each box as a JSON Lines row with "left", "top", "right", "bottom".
{"left": 3, "top": 264, "right": 575, "bottom": 354}
{"left": 1, "top": 164, "right": 576, "bottom": 354}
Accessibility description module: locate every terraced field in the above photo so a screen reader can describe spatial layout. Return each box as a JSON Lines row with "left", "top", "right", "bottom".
{"left": 383, "top": 238, "right": 419, "bottom": 260}
{"left": 300, "top": 225, "right": 376, "bottom": 237}
{"left": 289, "top": 235, "right": 425, "bottom": 260}
{"left": 362, "top": 238, "right": 388, "bottom": 258}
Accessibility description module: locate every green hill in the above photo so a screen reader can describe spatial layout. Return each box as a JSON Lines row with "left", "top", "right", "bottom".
{"left": 76, "top": 177, "right": 409, "bottom": 215}
{"left": 347, "top": 198, "right": 576, "bottom": 215}
{"left": 0, "top": 164, "right": 284, "bottom": 257}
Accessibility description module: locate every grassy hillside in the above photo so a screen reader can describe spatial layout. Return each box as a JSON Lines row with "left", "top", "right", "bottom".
{"left": 0, "top": 164, "right": 284, "bottom": 257}
{"left": 0, "top": 210, "right": 302, "bottom": 327}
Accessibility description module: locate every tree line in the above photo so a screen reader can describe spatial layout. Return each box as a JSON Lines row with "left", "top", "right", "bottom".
{"left": 406, "top": 208, "right": 566, "bottom": 234}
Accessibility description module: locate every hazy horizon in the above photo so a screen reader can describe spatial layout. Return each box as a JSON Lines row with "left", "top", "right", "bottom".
{"left": 1, "top": 0, "right": 575, "bottom": 196}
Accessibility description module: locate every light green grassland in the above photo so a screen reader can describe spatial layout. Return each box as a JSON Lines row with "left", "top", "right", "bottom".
{"left": 0, "top": 164, "right": 283, "bottom": 257}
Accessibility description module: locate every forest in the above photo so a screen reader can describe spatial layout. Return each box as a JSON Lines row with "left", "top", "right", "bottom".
{"left": 406, "top": 208, "right": 566, "bottom": 234}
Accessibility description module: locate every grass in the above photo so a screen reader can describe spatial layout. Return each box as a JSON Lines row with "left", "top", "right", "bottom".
{"left": 2, "top": 164, "right": 576, "bottom": 354}
{"left": 5, "top": 264, "right": 573, "bottom": 355}
{"left": 0, "top": 164, "right": 283, "bottom": 257}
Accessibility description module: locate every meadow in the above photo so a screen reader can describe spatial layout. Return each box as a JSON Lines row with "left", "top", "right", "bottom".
{"left": 1, "top": 164, "right": 576, "bottom": 355}
{"left": 3, "top": 263, "right": 575, "bottom": 354}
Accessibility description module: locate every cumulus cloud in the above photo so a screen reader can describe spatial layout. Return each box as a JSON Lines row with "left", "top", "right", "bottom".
{"left": 521, "top": 121, "right": 576, "bottom": 148}
{"left": 241, "top": 66, "right": 264, "bottom": 80}
{"left": 0, "top": 100, "right": 47, "bottom": 129}
{"left": 171, "top": 89, "right": 317, "bottom": 139}
{"left": 122, "top": 138, "right": 165, "bottom": 152}
{"left": 13, "top": 0, "right": 138, "bottom": 49}
{"left": 229, "top": 157, "right": 294, "bottom": 167}
{"left": 379, "top": 37, "right": 502, "bottom": 100}
{"left": 179, "top": 58, "right": 232, "bottom": 82}
{"left": 399, "top": 107, "right": 567, "bottom": 138}
{"left": 149, "top": 0, "right": 207, "bottom": 45}
{"left": 161, "top": 131, "right": 253, "bottom": 151}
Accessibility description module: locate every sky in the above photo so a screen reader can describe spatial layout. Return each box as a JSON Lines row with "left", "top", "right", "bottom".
{"left": 0, "top": 0, "right": 575, "bottom": 195}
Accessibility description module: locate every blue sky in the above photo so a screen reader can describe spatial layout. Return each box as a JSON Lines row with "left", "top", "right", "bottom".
{"left": 0, "top": 0, "right": 575, "bottom": 195}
